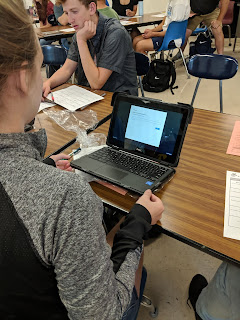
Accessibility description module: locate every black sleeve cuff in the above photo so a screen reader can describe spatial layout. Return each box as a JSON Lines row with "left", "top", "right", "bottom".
{"left": 42, "top": 157, "right": 56, "bottom": 167}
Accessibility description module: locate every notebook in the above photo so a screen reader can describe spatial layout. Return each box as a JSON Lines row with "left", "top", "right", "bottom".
{"left": 71, "top": 94, "right": 193, "bottom": 194}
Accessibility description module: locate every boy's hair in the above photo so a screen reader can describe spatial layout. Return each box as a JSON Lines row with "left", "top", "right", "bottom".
{"left": 59, "top": 0, "right": 97, "bottom": 7}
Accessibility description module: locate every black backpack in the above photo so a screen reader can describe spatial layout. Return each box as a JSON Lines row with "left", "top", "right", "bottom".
{"left": 189, "top": 30, "right": 216, "bottom": 57}
{"left": 142, "top": 59, "right": 178, "bottom": 94}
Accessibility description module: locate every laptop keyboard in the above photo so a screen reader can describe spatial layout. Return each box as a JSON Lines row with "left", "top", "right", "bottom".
{"left": 89, "top": 147, "right": 169, "bottom": 181}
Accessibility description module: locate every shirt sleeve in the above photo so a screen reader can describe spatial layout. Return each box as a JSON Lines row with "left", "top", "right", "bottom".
{"left": 67, "top": 34, "right": 79, "bottom": 62}
{"left": 51, "top": 180, "right": 146, "bottom": 319}
{"left": 133, "top": 0, "right": 139, "bottom": 5}
{"left": 97, "top": 27, "right": 130, "bottom": 74}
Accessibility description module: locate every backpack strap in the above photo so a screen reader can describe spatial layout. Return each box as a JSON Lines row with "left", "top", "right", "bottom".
{"left": 168, "top": 60, "right": 178, "bottom": 95}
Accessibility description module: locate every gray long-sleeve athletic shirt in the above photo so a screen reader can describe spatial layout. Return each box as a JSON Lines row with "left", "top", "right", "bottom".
{"left": 0, "top": 129, "right": 151, "bottom": 319}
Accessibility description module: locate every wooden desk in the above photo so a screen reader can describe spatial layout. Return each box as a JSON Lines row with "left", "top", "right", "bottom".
{"left": 36, "top": 25, "right": 75, "bottom": 41}
{"left": 121, "top": 12, "right": 163, "bottom": 29}
{"left": 36, "top": 12, "right": 163, "bottom": 40}
{"left": 35, "top": 87, "right": 240, "bottom": 264}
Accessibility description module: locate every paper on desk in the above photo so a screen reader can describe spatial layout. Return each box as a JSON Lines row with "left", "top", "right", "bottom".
{"left": 38, "top": 101, "right": 55, "bottom": 112}
{"left": 73, "top": 146, "right": 128, "bottom": 195}
{"left": 47, "top": 85, "right": 104, "bottom": 111}
{"left": 224, "top": 171, "right": 240, "bottom": 241}
{"left": 60, "top": 28, "right": 75, "bottom": 32}
{"left": 151, "top": 12, "right": 166, "bottom": 18}
{"left": 227, "top": 121, "right": 240, "bottom": 156}
{"left": 120, "top": 20, "right": 136, "bottom": 25}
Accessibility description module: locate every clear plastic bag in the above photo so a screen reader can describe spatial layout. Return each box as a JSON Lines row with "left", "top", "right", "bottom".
{"left": 43, "top": 107, "right": 106, "bottom": 148}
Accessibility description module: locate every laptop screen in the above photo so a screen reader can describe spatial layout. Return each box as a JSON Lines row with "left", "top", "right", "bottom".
{"left": 107, "top": 95, "right": 191, "bottom": 166}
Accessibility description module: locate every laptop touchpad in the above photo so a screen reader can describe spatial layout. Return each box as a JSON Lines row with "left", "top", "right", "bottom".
{"left": 96, "top": 165, "right": 128, "bottom": 180}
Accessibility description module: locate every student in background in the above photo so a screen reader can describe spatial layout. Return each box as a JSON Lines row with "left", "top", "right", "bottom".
{"left": 133, "top": 0, "right": 190, "bottom": 55}
{"left": 97, "top": 0, "right": 119, "bottom": 19}
{"left": 112, "top": 0, "right": 141, "bottom": 39}
{"left": 34, "top": 0, "right": 54, "bottom": 27}
{"left": 172, "top": 0, "right": 230, "bottom": 61}
{"left": 54, "top": 0, "right": 70, "bottom": 49}
{"left": 189, "top": 260, "right": 240, "bottom": 320}
{"left": 43, "top": 0, "right": 138, "bottom": 97}
{"left": 0, "top": 0, "right": 164, "bottom": 319}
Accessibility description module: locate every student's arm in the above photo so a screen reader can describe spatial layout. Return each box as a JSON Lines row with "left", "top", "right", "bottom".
{"left": 142, "top": 17, "right": 166, "bottom": 38}
{"left": 76, "top": 20, "right": 113, "bottom": 90}
{"left": 42, "top": 59, "right": 77, "bottom": 98}
{"left": 57, "top": 12, "right": 68, "bottom": 25}
{"left": 126, "top": 4, "right": 138, "bottom": 17}
{"left": 143, "top": 29, "right": 166, "bottom": 39}
{"left": 212, "top": 0, "right": 230, "bottom": 29}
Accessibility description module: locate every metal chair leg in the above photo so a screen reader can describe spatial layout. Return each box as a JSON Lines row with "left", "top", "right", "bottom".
{"left": 141, "top": 295, "right": 158, "bottom": 318}
{"left": 233, "top": 36, "right": 237, "bottom": 52}
{"left": 219, "top": 80, "right": 223, "bottom": 113}
{"left": 191, "top": 78, "right": 201, "bottom": 107}
{"left": 227, "top": 25, "right": 231, "bottom": 46}
{"left": 179, "top": 48, "right": 190, "bottom": 79}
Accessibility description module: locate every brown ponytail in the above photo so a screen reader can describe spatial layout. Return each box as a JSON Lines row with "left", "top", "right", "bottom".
{"left": 0, "top": 0, "right": 38, "bottom": 96}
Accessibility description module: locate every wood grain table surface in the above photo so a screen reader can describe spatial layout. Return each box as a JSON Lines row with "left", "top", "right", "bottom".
{"left": 35, "top": 84, "right": 240, "bottom": 264}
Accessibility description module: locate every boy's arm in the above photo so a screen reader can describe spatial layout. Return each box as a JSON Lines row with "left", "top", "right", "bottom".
{"left": 151, "top": 16, "right": 166, "bottom": 32}
{"left": 76, "top": 21, "right": 113, "bottom": 90}
{"left": 42, "top": 59, "right": 77, "bottom": 98}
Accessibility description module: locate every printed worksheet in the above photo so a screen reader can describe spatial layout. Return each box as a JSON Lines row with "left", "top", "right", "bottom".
{"left": 38, "top": 101, "right": 55, "bottom": 112}
{"left": 224, "top": 171, "right": 240, "bottom": 241}
{"left": 47, "top": 85, "right": 104, "bottom": 111}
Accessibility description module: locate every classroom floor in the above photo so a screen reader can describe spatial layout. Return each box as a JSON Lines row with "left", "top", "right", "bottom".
{"left": 137, "top": 38, "right": 240, "bottom": 320}
{"left": 40, "top": 37, "right": 240, "bottom": 320}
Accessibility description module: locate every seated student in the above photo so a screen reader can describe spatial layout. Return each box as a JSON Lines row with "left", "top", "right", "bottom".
{"left": 112, "top": 0, "right": 141, "bottom": 39}
{"left": 172, "top": 0, "right": 229, "bottom": 61}
{"left": 43, "top": 0, "right": 138, "bottom": 98}
{"left": 34, "top": 0, "right": 55, "bottom": 46}
{"left": 0, "top": 0, "right": 164, "bottom": 319}
{"left": 133, "top": 0, "right": 190, "bottom": 55}
{"left": 54, "top": 1, "right": 70, "bottom": 49}
{"left": 97, "top": 0, "right": 119, "bottom": 19}
{"left": 189, "top": 263, "right": 240, "bottom": 320}
{"left": 34, "top": 0, "right": 54, "bottom": 27}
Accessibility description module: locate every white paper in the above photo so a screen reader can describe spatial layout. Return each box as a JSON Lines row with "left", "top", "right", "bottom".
{"left": 47, "top": 85, "right": 104, "bottom": 111}
{"left": 151, "top": 13, "right": 166, "bottom": 18}
{"left": 224, "top": 171, "right": 240, "bottom": 241}
{"left": 120, "top": 20, "right": 136, "bottom": 25}
{"left": 38, "top": 101, "right": 55, "bottom": 112}
{"left": 60, "top": 28, "right": 75, "bottom": 32}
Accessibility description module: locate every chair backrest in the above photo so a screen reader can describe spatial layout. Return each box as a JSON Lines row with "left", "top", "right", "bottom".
{"left": 187, "top": 53, "right": 238, "bottom": 80}
{"left": 221, "top": 0, "right": 235, "bottom": 25}
{"left": 158, "top": 19, "right": 188, "bottom": 51}
{"left": 134, "top": 52, "right": 150, "bottom": 76}
{"left": 41, "top": 45, "right": 68, "bottom": 65}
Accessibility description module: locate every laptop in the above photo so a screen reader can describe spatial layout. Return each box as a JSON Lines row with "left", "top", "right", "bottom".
{"left": 71, "top": 94, "right": 193, "bottom": 194}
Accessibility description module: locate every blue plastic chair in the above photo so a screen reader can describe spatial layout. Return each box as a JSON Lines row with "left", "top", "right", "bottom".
{"left": 134, "top": 52, "right": 150, "bottom": 97}
{"left": 157, "top": 20, "right": 190, "bottom": 78}
{"left": 187, "top": 53, "right": 238, "bottom": 113}
{"left": 41, "top": 45, "right": 68, "bottom": 78}
{"left": 192, "top": 26, "right": 208, "bottom": 36}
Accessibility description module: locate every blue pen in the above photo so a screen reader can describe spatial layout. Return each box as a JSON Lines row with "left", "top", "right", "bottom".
{"left": 68, "top": 147, "right": 81, "bottom": 157}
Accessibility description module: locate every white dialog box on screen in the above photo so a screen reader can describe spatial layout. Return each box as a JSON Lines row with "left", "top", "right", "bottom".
{"left": 125, "top": 105, "right": 167, "bottom": 147}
